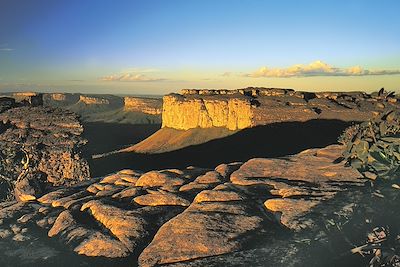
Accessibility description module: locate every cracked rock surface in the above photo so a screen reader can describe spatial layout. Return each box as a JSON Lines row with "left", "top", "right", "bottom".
{"left": 0, "top": 144, "right": 367, "bottom": 266}
{"left": 0, "top": 106, "right": 90, "bottom": 201}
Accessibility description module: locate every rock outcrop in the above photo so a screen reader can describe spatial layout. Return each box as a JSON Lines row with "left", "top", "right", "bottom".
{"left": 10, "top": 92, "right": 44, "bottom": 106}
{"left": 162, "top": 93, "right": 253, "bottom": 130}
{"left": 161, "top": 88, "right": 399, "bottom": 131}
{"left": 79, "top": 95, "right": 110, "bottom": 105}
{"left": 43, "top": 93, "right": 81, "bottom": 106}
{"left": 124, "top": 97, "right": 162, "bottom": 115}
{"left": 42, "top": 93, "right": 162, "bottom": 124}
{"left": 0, "top": 105, "right": 90, "bottom": 201}
{"left": 127, "top": 88, "right": 399, "bottom": 154}
{"left": 0, "top": 144, "right": 371, "bottom": 266}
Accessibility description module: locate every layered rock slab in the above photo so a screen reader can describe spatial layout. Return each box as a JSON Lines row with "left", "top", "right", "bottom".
{"left": 231, "top": 144, "right": 365, "bottom": 231}
{"left": 0, "top": 106, "right": 90, "bottom": 201}
{"left": 0, "top": 144, "right": 370, "bottom": 266}
{"left": 138, "top": 185, "right": 269, "bottom": 266}
{"left": 0, "top": 168, "right": 207, "bottom": 259}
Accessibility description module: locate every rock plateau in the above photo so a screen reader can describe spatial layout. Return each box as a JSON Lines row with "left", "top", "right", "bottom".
{"left": 128, "top": 87, "right": 400, "bottom": 153}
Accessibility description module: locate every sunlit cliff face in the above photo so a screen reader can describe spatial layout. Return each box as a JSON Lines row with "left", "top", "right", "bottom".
{"left": 158, "top": 88, "right": 400, "bottom": 133}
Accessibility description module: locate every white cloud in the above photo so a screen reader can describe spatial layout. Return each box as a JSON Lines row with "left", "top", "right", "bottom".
{"left": 100, "top": 72, "right": 165, "bottom": 82}
{"left": 0, "top": 48, "right": 14, "bottom": 51}
{"left": 245, "top": 60, "right": 400, "bottom": 78}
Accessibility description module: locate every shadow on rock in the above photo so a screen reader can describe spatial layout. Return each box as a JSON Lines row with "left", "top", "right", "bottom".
{"left": 90, "top": 119, "right": 356, "bottom": 177}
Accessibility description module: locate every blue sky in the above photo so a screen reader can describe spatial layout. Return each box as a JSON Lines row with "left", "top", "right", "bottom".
{"left": 0, "top": 0, "right": 399, "bottom": 94}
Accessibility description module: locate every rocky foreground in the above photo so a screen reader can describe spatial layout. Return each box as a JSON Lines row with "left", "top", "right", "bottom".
{"left": 0, "top": 102, "right": 90, "bottom": 201}
{"left": 1, "top": 89, "right": 398, "bottom": 266}
{"left": 0, "top": 144, "right": 369, "bottom": 266}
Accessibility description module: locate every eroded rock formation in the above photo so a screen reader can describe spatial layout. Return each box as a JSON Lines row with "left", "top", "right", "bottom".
{"left": 127, "top": 88, "right": 399, "bottom": 153}
{"left": 162, "top": 94, "right": 253, "bottom": 130}
{"left": 43, "top": 93, "right": 81, "bottom": 106}
{"left": 0, "top": 104, "right": 90, "bottom": 201}
{"left": 161, "top": 88, "right": 399, "bottom": 131}
{"left": 42, "top": 93, "right": 162, "bottom": 124}
{"left": 124, "top": 97, "right": 162, "bottom": 115}
{"left": 79, "top": 95, "right": 110, "bottom": 105}
{"left": 0, "top": 144, "right": 370, "bottom": 266}
{"left": 11, "top": 92, "right": 44, "bottom": 106}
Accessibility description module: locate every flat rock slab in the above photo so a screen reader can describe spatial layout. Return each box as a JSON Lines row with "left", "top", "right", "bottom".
{"left": 136, "top": 170, "right": 186, "bottom": 187}
{"left": 138, "top": 185, "right": 269, "bottom": 266}
{"left": 231, "top": 145, "right": 363, "bottom": 186}
{"left": 231, "top": 144, "right": 365, "bottom": 230}
{"left": 0, "top": 144, "right": 372, "bottom": 266}
{"left": 133, "top": 191, "right": 190, "bottom": 207}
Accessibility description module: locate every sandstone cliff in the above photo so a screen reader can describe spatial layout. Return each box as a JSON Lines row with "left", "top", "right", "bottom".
{"left": 162, "top": 94, "right": 253, "bottom": 130}
{"left": 129, "top": 88, "right": 399, "bottom": 153}
{"left": 43, "top": 93, "right": 162, "bottom": 124}
{"left": 10, "top": 92, "right": 44, "bottom": 106}
{"left": 123, "top": 97, "right": 162, "bottom": 115}
{"left": 161, "top": 88, "right": 399, "bottom": 131}
{"left": 79, "top": 95, "right": 110, "bottom": 105}
{"left": 43, "top": 93, "right": 80, "bottom": 106}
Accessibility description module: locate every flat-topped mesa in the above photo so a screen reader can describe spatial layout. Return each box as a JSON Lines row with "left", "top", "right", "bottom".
{"left": 162, "top": 87, "right": 399, "bottom": 131}
{"left": 180, "top": 87, "right": 296, "bottom": 97}
{"left": 12, "top": 92, "right": 37, "bottom": 97}
{"left": 43, "top": 93, "right": 81, "bottom": 106}
{"left": 11, "top": 92, "right": 44, "bottom": 106}
{"left": 79, "top": 95, "right": 110, "bottom": 105}
{"left": 162, "top": 93, "right": 254, "bottom": 131}
{"left": 123, "top": 97, "right": 162, "bottom": 115}
{"left": 50, "top": 93, "right": 67, "bottom": 101}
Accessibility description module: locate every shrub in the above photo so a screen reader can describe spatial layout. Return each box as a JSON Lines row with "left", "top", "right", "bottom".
{"left": 339, "top": 110, "right": 400, "bottom": 181}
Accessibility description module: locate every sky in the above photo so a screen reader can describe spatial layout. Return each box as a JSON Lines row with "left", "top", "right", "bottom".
{"left": 0, "top": 0, "right": 399, "bottom": 95}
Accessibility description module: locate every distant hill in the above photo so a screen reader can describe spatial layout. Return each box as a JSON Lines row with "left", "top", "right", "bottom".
{"left": 43, "top": 93, "right": 162, "bottom": 124}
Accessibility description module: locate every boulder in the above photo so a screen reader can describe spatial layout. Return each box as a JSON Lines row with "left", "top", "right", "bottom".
{"left": 81, "top": 200, "right": 148, "bottom": 252}
{"left": 136, "top": 170, "right": 185, "bottom": 188}
{"left": 133, "top": 191, "right": 190, "bottom": 207}
{"left": 14, "top": 172, "right": 46, "bottom": 202}
{"left": 74, "top": 231, "right": 131, "bottom": 257}
{"left": 138, "top": 186, "right": 267, "bottom": 266}
{"left": 214, "top": 162, "right": 242, "bottom": 178}
{"left": 230, "top": 145, "right": 365, "bottom": 231}
{"left": 194, "top": 189, "right": 244, "bottom": 203}
{"left": 194, "top": 171, "right": 224, "bottom": 184}
{"left": 112, "top": 187, "right": 143, "bottom": 199}
{"left": 48, "top": 210, "right": 76, "bottom": 237}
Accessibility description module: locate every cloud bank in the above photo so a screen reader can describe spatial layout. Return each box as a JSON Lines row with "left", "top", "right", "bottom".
{"left": 245, "top": 60, "right": 400, "bottom": 78}
{"left": 100, "top": 73, "right": 165, "bottom": 82}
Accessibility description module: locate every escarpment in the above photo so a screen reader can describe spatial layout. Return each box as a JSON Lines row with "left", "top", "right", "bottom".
{"left": 124, "top": 97, "right": 162, "bottom": 115}
{"left": 128, "top": 87, "right": 399, "bottom": 153}
{"left": 79, "top": 95, "right": 111, "bottom": 105}
{"left": 43, "top": 93, "right": 81, "bottom": 106}
{"left": 42, "top": 93, "right": 162, "bottom": 124}
{"left": 10, "top": 92, "right": 44, "bottom": 106}
{"left": 162, "top": 87, "right": 399, "bottom": 131}
{"left": 162, "top": 94, "right": 253, "bottom": 130}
